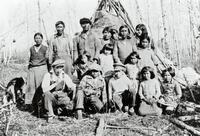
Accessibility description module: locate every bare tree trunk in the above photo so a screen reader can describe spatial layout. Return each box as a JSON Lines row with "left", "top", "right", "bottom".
{"left": 160, "top": 0, "right": 169, "bottom": 59}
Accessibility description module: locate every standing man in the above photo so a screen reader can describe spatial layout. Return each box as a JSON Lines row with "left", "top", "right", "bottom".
{"left": 48, "top": 21, "right": 73, "bottom": 77}
{"left": 73, "top": 18, "right": 102, "bottom": 62}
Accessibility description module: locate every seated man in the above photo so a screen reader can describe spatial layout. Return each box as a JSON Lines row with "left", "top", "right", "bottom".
{"left": 75, "top": 63, "right": 107, "bottom": 119}
{"left": 41, "top": 59, "right": 76, "bottom": 121}
{"left": 108, "top": 63, "right": 137, "bottom": 115}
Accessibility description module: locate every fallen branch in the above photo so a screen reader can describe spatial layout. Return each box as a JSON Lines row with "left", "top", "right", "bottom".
{"left": 96, "top": 118, "right": 105, "bottom": 136}
{"left": 170, "top": 118, "right": 200, "bottom": 136}
{"left": 178, "top": 115, "right": 200, "bottom": 121}
{"left": 106, "top": 125, "right": 156, "bottom": 131}
{"left": 0, "top": 103, "right": 14, "bottom": 110}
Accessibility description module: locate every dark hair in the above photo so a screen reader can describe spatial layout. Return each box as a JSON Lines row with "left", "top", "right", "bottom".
{"left": 119, "top": 25, "right": 131, "bottom": 39}
{"left": 55, "top": 21, "right": 65, "bottom": 28}
{"left": 139, "top": 35, "right": 150, "bottom": 48}
{"left": 135, "top": 24, "right": 148, "bottom": 38}
{"left": 140, "top": 66, "right": 155, "bottom": 80}
{"left": 101, "top": 43, "right": 113, "bottom": 54}
{"left": 110, "top": 28, "right": 118, "bottom": 40}
{"left": 34, "top": 32, "right": 43, "bottom": 39}
{"left": 73, "top": 51, "right": 91, "bottom": 65}
{"left": 162, "top": 67, "right": 175, "bottom": 78}
{"left": 124, "top": 51, "right": 140, "bottom": 64}
{"left": 102, "top": 26, "right": 112, "bottom": 34}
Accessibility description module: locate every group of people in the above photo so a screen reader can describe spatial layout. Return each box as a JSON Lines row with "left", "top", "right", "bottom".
{"left": 25, "top": 17, "right": 182, "bottom": 121}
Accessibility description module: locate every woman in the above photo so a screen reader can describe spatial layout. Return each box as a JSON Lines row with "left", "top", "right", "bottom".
{"left": 113, "top": 25, "right": 137, "bottom": 64}
{"left": 25, "top": 32, "right": 48, "bottom": 111}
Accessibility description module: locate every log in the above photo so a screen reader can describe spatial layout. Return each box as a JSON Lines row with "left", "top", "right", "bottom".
{"left": 96, "top": 118, "right": 105, "bottom": 136}
{"left": 178, "top": 115, "right": 200, "bottom": 121}
{"left": 106, "top": 125, "right": 156, "bottom": 131}
{"left": 170, "top": 118, "right": 200, "bottom": 136}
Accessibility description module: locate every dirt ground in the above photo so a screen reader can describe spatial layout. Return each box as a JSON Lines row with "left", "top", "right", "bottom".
{"left": 0, "top": 63, "right": 197, "bottom": 136}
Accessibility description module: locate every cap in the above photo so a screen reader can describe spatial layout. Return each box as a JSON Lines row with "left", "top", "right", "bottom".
{"left": 80, "top": 18, "right": 92, "bottom": 25}
{"left": 113, "top": 63, "right": 126, "bottom": 72}
{"left": 52, "top": 59, "right": 65, "bottom": 67}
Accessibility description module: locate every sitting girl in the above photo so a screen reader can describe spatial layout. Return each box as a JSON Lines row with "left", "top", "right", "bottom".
{"left": 138, "top": 66, "right": 162, "bottom": 116}
{"left": 159, "top": 67, "right": 182, "bottom": 114}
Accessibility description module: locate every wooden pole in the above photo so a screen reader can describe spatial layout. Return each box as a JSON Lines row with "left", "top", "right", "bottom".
{"left": 170, "top": 118, "right": 200, "bottom": 136}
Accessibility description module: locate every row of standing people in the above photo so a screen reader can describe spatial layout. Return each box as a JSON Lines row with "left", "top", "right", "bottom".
{"left": 25, "top": 18, "right": 182, "bottom": 120}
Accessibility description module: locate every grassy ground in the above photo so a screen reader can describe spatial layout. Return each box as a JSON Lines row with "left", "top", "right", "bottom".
{"left": 0, "top": 63, "right": 197, "bottom": 136}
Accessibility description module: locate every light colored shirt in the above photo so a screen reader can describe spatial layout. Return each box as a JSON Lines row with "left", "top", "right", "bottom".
{"left": 137, "top": 48, "right": 159, "bottom": 70}
{"left": 138, "top": 79, "right": 161, "bottom": 100}
{"left": 99, "top": 54, "right": 114, "bottom": 75}
{"left": 42, "top": 70, "right": 75, "bottom": 93}
{"left": 113, "top": 38, "right": 137, "bottom": 64}
{"left": 48, "top": 33, "right": 73, "bottom": 64}
{"left": 125, "top": 64, "right": 139, "bottom": 80}
{"left": 108, "top": 74, "right": 132, "bottom": 99}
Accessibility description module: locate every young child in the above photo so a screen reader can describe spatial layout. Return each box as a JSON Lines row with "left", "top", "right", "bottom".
{"left": 108, "top": 63, "right": 136, "bottom": 115}
{"left": 138, "top": 66, "right": 162, "bottom": 116}
{"left": 159, "top": 67, "right": 182, "bottom": 114}
{"left": 137, "top": 36, "right": 160, "bottom": 74}
{"left": 124, "top": 51, "right": 140, "bottom": 81}
{"left": 99, "top": 44, "right": 114, "bottom": 76}
{"left": 135, "top": 24, "right": 155, "bottom": 50}
{"left": 124, "top": 51, "right": 140, "bottom": 96}
{"left": 73, "top": 51, "right": 93, "bottom": 82}
{"left": 25, "top": 32, "right": 48, "bottom": 111}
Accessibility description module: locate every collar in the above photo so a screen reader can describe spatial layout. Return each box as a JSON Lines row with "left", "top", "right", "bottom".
{"left": 54, "top": 33, "right": 68, "bottom": 38}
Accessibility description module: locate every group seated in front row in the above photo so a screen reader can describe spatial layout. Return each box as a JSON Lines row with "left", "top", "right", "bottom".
{"left": 36, "top": 59, "right": 183, "bottom": 120}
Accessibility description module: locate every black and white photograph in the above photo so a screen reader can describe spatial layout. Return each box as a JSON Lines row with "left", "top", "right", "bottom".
{"left": 1, "top": 0, "right": 200, "bottom": 135}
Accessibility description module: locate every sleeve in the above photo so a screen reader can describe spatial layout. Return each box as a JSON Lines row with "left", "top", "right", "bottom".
{"left": 73, "top": 37, "right": 78, "bottom": 62}
{"left": 175, "top": 81, "right": 182, "bottom": 99}
{"left": 28, "top": 48, "right": 31, "bottom": 68}
{"left": 68, "top": 35, "right": 73, "bottom": 59}
{"left": 94, "top": 37, "right": 102, "bottom": 60}
{"left": 48, "top": 37, "right": 54, "bottom": 64}
{"left": 113, "top": 41, "right": 120, "bottom": 63}
{"left": 138, "top": 83, "right": 145, "bottom": 100}
{"left": 102, "top": 79, "right": 107, "bottom": 104}
{"left": 155, "top": 80, "right": 161, "bottom": 99}
{"left": 108, "top": 79, "right": 113, "bottom": 100}
{"left": 42, "top": 73, "right": 56, "bottom": 93}
{"left": 151, "top": 51, "right": 159, "bottom": 66}
{"left": 64, "top": 74, "right": 76, "bottom": 91}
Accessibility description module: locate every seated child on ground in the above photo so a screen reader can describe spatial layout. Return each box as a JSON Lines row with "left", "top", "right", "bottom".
{"left": 138, "top": 66, "right": 162, "bottom": 116}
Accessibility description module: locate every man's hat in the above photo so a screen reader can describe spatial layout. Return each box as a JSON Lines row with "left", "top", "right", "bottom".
{"left": 113, "top": 63, "right": 126, "bottom": 72}
{"left": 52, "top": 59, "right": 65, "bottom": 67}
{"left": 88, "top": 63, "right": 102, "bottom": 72}
{"left": 80, "top": 18, "right": 92, "bottom": 25}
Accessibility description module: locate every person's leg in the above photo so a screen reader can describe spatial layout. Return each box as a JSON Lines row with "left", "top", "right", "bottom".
{"left": 112, "top": 94, "right": 123, "bottom": 111}
{"left": 74, "top": 89, "right": 84, "bottom": 119}
{"left": 89, "top": 96, "right": 104, "bottom": 112}
{"left": 44, "top": 91, "right": 56, "bottom": 117}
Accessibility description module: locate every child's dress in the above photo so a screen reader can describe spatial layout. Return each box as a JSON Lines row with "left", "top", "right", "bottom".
{"left": 159, "top": 79, "right": 182, "bottom": 108}
{"left": 138, "top": 79, "right": 162, "bottom": 116}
